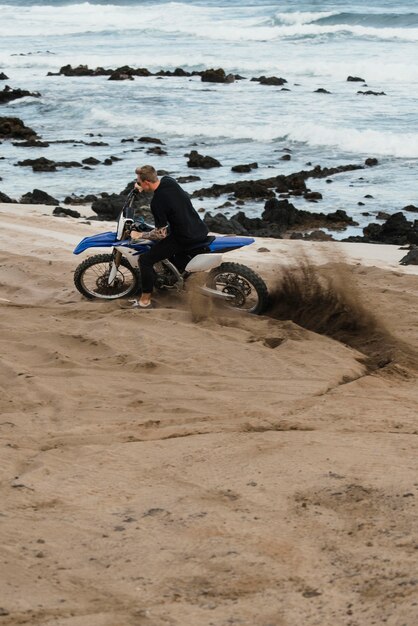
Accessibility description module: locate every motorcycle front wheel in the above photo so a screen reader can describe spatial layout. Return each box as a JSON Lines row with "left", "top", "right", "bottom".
{"left": 207, "top": 262, "right": 269, "bottom": 315}
{"left": 74, "top": 253, "right": 141, "bottom": 300}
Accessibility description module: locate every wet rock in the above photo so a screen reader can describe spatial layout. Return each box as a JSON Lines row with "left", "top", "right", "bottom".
{"left": 0, "top": 72, "right": 9, "bottom": 80}
{"left": 361, "top": 212, "right": 418, "bottom": 245}
{"left": 251, "top": 75, "right": 287, "bottom": 86}
{"left": 0, "top": 85, "right": 41, "bottom": 104}
{"left": 376, "top": 211, "right": 390, "bottom": 220}
{"left": 103, "top": 158, "right": 113, "bottom": 165}
{"left": 17, "top": 157, "right": 82, "bottom": 171}
{"left": 358, "top": 90, "right": 386, "bottom": 96}
{"left": 280, "top": 154, "right": 291, "bottom": 161}
{"left": 64, "top": 194, "right": 98, "bottom": 204}
{"left": 187, "top": 150, "right": 221, "bottom": 169}
{"left": 138, "top": 136, "right": 164, "bottom": 144}
{"left": 315, "top": 88, "right": 331, "bottom": 94}
{"left": 146, "top": 146, "right": 167, "bottom": 155}
{"left": 12, "top": 139, "right": 49, "bottom": 147}
{"left": 347, "top": 76, "right": 365, "bottom": 82}
{"left": 0, "top": 116, "right": 39, "bottom": 140}
{"left": 91, "top": 194, "right": 125, "bottom": 220}
{"left": 53, "top": 206, "right": 81, "bottom": 218}
{"left": 231, "top": 162, "right": 258, "bottom": 173}
{"left": 156, "top": 67, "right": 192, "bottom": 77}
{"left": 400, "top": 248, "right": 418, "bottom": 265}
{"left": 403, "top": 204, "right": 418, "bottom": 213}
{"left": 21, "top": 189, "right": 59, "bottom": 205}
{"left": 204, "top": 212, "right": 248, "bottom": 235}
{"left": 108, "top": 71, "right": 134, "bottom": 81}
{"left": 304, "top": 191, "right": 323, "bottom": 201}
{"left": 201, "top": 68, "right": 234, "bottom": 83}
{"left": 0, "top": 191, "right": 16, "bottom": 203}
{"left": 365, "top": 157, "right": 379, "bottom": 166}
{"left": 82, "top": 157, "right": 101, "bottom": 165}
{"left": 177, "top": 175, "right": 201, "bottom": 183}
{"left": 53, "top": 64, "right": 96, "bottom": 76}
{"left": 121, "top": 137, "right": 135, "bottom": 143}
{"left": 114, "top": 65, "right": 151, "bottom": 77}
{"left": 303, "top": 230, "right": 334, "bottom": 241}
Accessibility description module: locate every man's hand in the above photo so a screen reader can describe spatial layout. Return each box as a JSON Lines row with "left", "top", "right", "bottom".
{"left": 134, "top": 182, "right": 143, "bottom": 193}
{"left": 130, "top": 230, "right": 143, "bottom": 240}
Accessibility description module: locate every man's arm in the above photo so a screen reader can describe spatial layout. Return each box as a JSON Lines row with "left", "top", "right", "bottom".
{"left": 131, "top": 225, "right": 168, "bottom": 242}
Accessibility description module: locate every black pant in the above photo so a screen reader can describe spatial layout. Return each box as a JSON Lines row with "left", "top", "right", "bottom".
{"left": 139, "top": 235, "right": 185, "bottom": 293}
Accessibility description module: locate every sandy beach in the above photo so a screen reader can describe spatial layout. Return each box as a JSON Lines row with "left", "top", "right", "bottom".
{"left": 0, "top": 202, "right": 417, "bottom": 625}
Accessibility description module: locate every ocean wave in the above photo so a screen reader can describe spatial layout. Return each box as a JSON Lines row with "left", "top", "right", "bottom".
{"left": 89, "top": 108, "right": 418, "bottom": 158}
{"left": 1, "top": 2, "right": 418, "bottom": 43}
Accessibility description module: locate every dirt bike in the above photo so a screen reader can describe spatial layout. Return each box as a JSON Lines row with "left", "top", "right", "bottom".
{"left": 73, "top": 188, "right": 269, "bottom": 314}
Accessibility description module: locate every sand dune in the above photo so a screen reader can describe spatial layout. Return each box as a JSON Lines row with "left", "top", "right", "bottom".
{"left": 0, "top": 204, "right": 417, "bottom": 626}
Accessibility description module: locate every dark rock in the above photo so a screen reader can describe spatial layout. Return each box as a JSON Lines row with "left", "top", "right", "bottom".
{"left": 347, "top": 76, "right": 365, "bottom": 82}
{"left": 303, "top": 230, "right": 334, "bottom": 241}
{"left": 110, "top": 155, "right": 122, "bottom": 161}
{"left": 304, "top": 191, "right": 323, "bottom": 201}
{"left": 56, "top": 64, "right": 95, "bottom": 76}
{"left": 0, "top": 85, "right": 41, "bottom": 104}
{"left": 138, "top": 136, "right": 164, "bottom": 144}
{"left": 146, "top": 146, "right": 167, "bottom": 155}
{"left": 403, "top": 204, "right": 418, "bottom": 213}
{"left": 103, "top": 158, "right": 113, "bottom": 165}
{"left": 121, "top": 137, "right": 135, "bottom": 143}
{"left": 0, "top": 191, "right": 16, "bottom": 203}
{"left": 0, "top": 116, "right": 38, "bottom": 140}
{"left": 21, "top": 189, "right": 59, "bottom": 205}
{"left": 358, "top": 90, "right": 386, "bottom": 96}
{"left": 400, "top": 249, "right": 418, "bottom": 265}
{"left": 252, "top": 76, "right": 287, "bottom": 86}
{"left": 53, "top": 206, "right": 81, "bottom": 218}
{"left": 0, "top": 72, "right": 9, "bottom": 80}
{"left": 18, "top": 157, "right": 82, "bottom": 171}
{"left": 64, "top": 194, "right": 98, "bottom": 204}
{"left": 177, "top": 175, "right": 201, "bottom": 183}
{"left": 365, "top": 157, "right": 378, "bottom": 166}
{"left": 363, "top": 212, "right": 418, "bottom": 245}
{"left": 231, "top": 162, "right": 258, "bottom": 173}
{"left": 91, "top": 194, "right": 125, "bottom": 219}
{"left": 82, "top": 157, "right": 101, "bottom": 165}
{"left": 187, "top": 150, "right": 221, "bottom": 169}
{"left": 280, "top": 154, "right": 291, "bottom": 161}
{"left": 364, "top": 194, "right": 374, "bottom": 199}
{"left": 376, "top": 211, "right": 390, "bottom": 220}
{"left": 12, "top": 139, "right": 49, "bottom": 147}
{"left": 315, "top": 88, "right": 331, "bottom": 94}
{"left": 201, "top": 68, "right": 233, "bottom": 83}
{"left": 108, "top": 71, "right": 134, "bottom": 81}
{"left": 156, "top": 67, "right": 191, "bottom": 77}
{"left": 204, "top": 212, "right": 248, "bottom": 235}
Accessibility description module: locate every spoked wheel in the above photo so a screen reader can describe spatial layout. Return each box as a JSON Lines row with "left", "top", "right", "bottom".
{"left": 74, "top": 253, "right": 141, "bottom": 300}
{"left": 207, "top": 262, "right": 269, "bottom": 314}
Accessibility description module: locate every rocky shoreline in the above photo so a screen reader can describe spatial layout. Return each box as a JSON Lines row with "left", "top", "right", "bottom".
{"left": 1, "top": 105, "right": 417, "bottom": 255}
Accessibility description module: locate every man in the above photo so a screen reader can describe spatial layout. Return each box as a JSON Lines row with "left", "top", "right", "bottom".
{"left": 130, "top": 165, "right": 209, "bottom": 308}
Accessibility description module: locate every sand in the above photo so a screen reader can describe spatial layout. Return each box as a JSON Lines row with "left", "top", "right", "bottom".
{"left": 0, "top": 203, "right": 417, "bottom": 626}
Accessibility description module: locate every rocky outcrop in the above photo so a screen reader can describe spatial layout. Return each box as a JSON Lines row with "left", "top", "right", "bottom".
{"left": 17, "top": 157, "right": 83, "bottom": 172}
{"left": 192, "top": 163, "right": 364, "bottom": 200}
{"left": 186, "top": 150, "right": 221, "bottom": 169}
{"left": 347, "top": 76, "right": 365, "bottom": 82}
{"left": 201, "top": 68, "right": 235, "bottom": 83}
{"left": 231, "top": 162, "right": 258, "bottom": 173}
{"left": 357, "top": 90, "right": 386, "bottom": 96}
{"left": 53, "top": 206, "right": 81, "bottom": 218}
{"left": 64, "top": 194, "right": 98, "bottom": 205}
{"left": 204, "top": 198, "right": 356, "bottom": 238}
{"left": 344, "top": 212, "right": 418, "bottom": 245}
{"left": 138, "top": 136, "right": 164, "bottom": 145}
{"left": 400, "top": 248, "right": 418, "bottom": 265}
{"left": 251, "top": 76, "right": 287, "bottom": 86}
{"left": 365, "top": 157, "right": 378, "bottom": 166}
{"left": 0, "top": 191, "right": 16, "bottom": 203}
{"left": 12, "top": 139, "right": 49, "bottom": 147}
{"left": 0, "top": 85, "right": 41, "bottom": 104}
{"left": 20, "top": 189, "right": 59, "bottom": 205}
{"left": 0, "top": 72, "right": 9, "bottom": 80}
{"left": 0, "top": 117, "right": 39, "bottom": 140}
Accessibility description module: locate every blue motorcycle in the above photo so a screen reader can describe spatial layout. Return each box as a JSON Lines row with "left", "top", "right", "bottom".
{"left": 73, "top": 188, "right": 269, "bottom": 314}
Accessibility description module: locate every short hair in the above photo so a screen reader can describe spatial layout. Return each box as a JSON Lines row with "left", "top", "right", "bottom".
{"left": 135, "top": 165, "right": 158, "bottom": 183}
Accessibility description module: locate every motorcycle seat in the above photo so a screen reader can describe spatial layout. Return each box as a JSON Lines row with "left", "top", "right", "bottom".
{"left": 184, "top": 235, "right": 216, "bottom": 251}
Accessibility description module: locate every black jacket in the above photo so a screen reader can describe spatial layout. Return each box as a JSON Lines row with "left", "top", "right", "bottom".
{"left": 151, "top": 176, "right": 209, "bottom": 245}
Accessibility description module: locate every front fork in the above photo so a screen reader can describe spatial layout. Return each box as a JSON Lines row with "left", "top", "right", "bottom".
{"left": 107, "top": 249, "right": 122, "bottom": 285}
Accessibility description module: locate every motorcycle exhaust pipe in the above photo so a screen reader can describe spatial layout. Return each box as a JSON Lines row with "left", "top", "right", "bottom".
{"left": 198, "top": 286, "right": 235, "bottom": 300}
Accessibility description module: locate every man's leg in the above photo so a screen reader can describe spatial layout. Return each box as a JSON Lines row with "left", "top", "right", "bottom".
{"left": 139, "top": 236, "right": 183, "bottom": 306}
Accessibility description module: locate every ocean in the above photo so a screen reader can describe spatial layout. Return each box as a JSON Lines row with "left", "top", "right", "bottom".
{"left": 1, "top": 0, "right": 417, "bottom": 236}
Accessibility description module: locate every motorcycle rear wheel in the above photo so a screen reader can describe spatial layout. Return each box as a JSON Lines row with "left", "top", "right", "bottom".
{"left": 74, "top": 253, "right": 141, "bottom": 300}
{"left": 207, "top": 262, "right": 269, "bottom": 314}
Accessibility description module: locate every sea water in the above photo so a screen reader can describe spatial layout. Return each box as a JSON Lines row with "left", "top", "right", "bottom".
{"left": 0, "top": 0, "right": 417, "bottom": 236}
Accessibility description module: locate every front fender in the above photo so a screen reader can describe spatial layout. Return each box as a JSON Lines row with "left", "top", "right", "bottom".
{"left": 73, "top": 231, "right": 118, "bottom": 254}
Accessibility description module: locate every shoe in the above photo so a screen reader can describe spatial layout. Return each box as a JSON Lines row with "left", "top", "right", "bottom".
{"left": 128, "top": 299, "right": 153, "bottom": 309}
